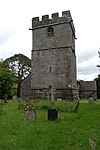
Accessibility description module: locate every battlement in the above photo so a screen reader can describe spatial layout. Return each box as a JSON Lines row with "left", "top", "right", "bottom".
{"left": 32, "top": 10, "right": 73, "bottom": 28}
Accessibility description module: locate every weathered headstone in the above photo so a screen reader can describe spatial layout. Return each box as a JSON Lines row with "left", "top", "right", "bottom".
{"left": 88, "top": 96, "right": 95, "bottom": 104}
{"left": 57, "top": 98, "right": 62, "bottom": 102}
{"left": 24, "top": 104, "right": 36, "bottom": 120}
{"left": 13, "top": 95, "right": 17, "bottom": 102}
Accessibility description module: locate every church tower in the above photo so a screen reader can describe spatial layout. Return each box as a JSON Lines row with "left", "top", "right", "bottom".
{"left": 30, "top": 10, "right": 78, "bottom": 99}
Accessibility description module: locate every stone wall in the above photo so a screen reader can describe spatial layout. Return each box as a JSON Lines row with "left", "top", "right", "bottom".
{"left": 20, "top": 76, "right": 97, "bottom": 100}
{"left": 31, "top": 11, "right": 75, "bottom": 35}
{"left": 79, "top": 81, "right": 97, "bottom": 99}
{"left": 30, "top": 10, "right": 78, "bottom": 99}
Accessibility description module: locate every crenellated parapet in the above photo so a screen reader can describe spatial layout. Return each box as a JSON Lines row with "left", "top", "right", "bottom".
{"left": 31, "top": 10, "right": 75, "bottom": 37}
{"left": 32, "top": 10, "right": 73, "bottom": 28}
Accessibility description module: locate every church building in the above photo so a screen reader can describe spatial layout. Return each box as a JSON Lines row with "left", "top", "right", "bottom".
{"left": 29, "top": 10, "right": 78, "bottom": 99}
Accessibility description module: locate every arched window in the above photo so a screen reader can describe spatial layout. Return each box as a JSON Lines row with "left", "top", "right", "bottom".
{"left": 47, "top": 26, "right": 54, "bottom": 37}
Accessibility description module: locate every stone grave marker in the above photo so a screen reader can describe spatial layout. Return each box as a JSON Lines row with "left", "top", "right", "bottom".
{"left": 57, "top": 98, "right": 62, "bottom": 102}
{"left": 24, "top": 104, "right": 36, "bottom": 120}
{"left": 88, "top": 96, "right": 95, "bottom": 104}
{"left": 13, "top": 95, "right": 17, "bottom": 102}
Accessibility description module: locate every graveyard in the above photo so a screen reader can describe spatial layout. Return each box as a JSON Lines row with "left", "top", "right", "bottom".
{"left": 0, "top": 10, "right": 99, "bottom": 150}
{"left": 0, "top": 99, "right": 100, "bottom": 150}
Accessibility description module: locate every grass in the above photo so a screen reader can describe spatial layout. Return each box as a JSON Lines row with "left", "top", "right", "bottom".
{"left": 0, "top": 100, "right": 100, "bottom": 150}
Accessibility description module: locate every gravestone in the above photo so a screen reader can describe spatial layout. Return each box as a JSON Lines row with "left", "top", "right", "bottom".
{"left": 57, "top": 98, "right": 62, "bottom": 101}
{"left": 88, "top": 96, "right": 95, "bottom": 104}
{"left": 48, "top": 109, "right": 58, "bottom": 121}
{"left": 13, "top": 95, "right": 17, "bottom": 102}
{"left": 24, "top": 104, "right": 36, "bottom": 120}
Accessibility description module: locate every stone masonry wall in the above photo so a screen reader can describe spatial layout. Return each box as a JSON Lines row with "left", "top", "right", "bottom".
{"left": 79, "top": 81, "right": 97, "bottom": 99}
{"left": 30, "top": 10, "right": 78, "bottom": 99}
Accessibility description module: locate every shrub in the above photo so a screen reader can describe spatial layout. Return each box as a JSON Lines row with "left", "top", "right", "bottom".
{"left": 33, "top": 100, "right": 52, "bottom": 110}
{"left": 0, "top": 100, "right": 4, "bottom": 112}
{"left": 31, "top": 100, "right": 76, "bottom": 112}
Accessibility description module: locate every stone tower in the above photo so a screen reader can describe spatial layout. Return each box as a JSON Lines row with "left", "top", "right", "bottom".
{"left": 30, "top": 10, "right": 78, "bottom": 100}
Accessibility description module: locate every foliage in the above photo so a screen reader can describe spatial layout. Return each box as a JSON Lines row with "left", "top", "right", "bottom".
{"left": 11, "top": 83, "right": 18, "bottom": 96}
{"left": 24, "top": 99, "right": 80, "bottom": 113}
{"left": 4, "top": 54, "right": 31, "bottom": 97}
{"left": 0, "top": 100, "right": 4, "bottom": 112}
{"left": 0, "top": 60, "right": 14, "bottom": 99}
{"left": 95, "top": 75, "right": 100, "bottom": 98}
{"left": 31, "top": 100, "right": 77, "bottom": 112}
{"left": 0, "top": 100, "right": 100, "bottom": 149}
{"left": 96, "top": 51, "right": 100, "bottom": 98}
{"left": 16, "top": 99, "right": 80, "bottom": 113}
{"left": 97, "top": 51, "right": 100, "bottom": 68}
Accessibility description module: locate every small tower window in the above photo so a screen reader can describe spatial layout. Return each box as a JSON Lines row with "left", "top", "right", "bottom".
{"left": 47, "top": 26, "right": 54, "bottom": 37}
{"left": 50, "top": 67, "right": 51, "bottom": 72}
{"left": 49, "top": 86, "right": 51, "bottom": 89}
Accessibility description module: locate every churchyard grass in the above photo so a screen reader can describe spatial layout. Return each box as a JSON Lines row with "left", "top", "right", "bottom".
{"left": 0, "top": 100, "right": 100, "bottom": 150}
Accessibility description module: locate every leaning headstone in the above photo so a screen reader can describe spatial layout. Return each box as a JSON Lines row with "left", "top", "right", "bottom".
{"left": 13, "top": 95, "right": 17, "bottom": 102}
{"left": 24, "top": 104, "right": 36, "bottom": 120}
{"left": 88, "top": 96, "right": 95, "bottom": 104}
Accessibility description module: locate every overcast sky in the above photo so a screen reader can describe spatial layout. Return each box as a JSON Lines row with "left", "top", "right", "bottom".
{"left": 0, "top": 0, "right": 100, "bottom": 81}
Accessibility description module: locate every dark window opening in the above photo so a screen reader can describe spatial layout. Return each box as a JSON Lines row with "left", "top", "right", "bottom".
{"left": 50, "top": 67, "right": 51, "bottom": 72}
{"left": 49, "top": 86, "right": 51, "bottom": 89}
{"left": 47, "top": 26, "right": 54, "bottom": 37}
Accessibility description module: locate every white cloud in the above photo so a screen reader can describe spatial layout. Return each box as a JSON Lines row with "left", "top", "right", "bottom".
{"left": 77, "top": 55, "right": 100, "bottom": 80}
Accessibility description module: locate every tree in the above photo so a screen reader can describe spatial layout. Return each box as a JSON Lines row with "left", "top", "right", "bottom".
{"left": 95, "top": 75, "right": 100, "bottom": 99}
{"left": 0, "top": 60, "right": 14, "bottom": 99}
{"left": 96, "top": 51, "right": 100, "bottom": 98}
{"left": 4, "top": 54, "right": 31, "bottom": 97}
{"left": 97, "top": 51, "right": 100, "bottom": 68}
